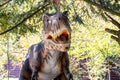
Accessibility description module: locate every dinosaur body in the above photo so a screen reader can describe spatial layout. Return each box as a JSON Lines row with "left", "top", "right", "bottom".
{"left": 19, "top": 11, "right": 73, "bottom": 80}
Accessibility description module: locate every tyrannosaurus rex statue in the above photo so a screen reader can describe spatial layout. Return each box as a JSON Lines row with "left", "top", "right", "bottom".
{"left": 19, "top": 11, "right": 73, "bottom": 80}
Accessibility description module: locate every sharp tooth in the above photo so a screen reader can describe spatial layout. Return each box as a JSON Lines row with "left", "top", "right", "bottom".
{"left": 58, "top": 33, "right": 61, "bottom": 37}
{"left": 53, "top": 36, "right": 56, "bottom": 40}
{"left": 52, "top": 29, "right": 70, "bottom": 41}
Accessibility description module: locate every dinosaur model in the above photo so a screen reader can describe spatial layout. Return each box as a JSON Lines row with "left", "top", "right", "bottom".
{"left": 19, "top": 11, "right": 73, "bottom": 80}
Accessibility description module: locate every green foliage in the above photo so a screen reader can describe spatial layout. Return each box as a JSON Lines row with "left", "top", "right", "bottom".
{"left": 0, "top": 0, "right": 120, "bottom": 80}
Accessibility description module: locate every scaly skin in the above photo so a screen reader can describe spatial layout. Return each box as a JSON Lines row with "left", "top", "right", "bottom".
{"left": 19, "top": 11, "right": 73, "bottom": 80}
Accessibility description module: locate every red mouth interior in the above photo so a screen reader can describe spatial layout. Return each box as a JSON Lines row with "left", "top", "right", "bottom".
{"left": 47, "top": 31, "right": 70, "bottom": 43}
{"left": 47, "top": 35, "right": 52, "bottom": 39}
{"left": 58, "top": 31, "right": 69, "bottom": 42}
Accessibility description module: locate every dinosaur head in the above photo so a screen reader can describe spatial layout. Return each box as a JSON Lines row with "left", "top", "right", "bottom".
{"left": 42, "top": 11, "right": 71, "bottom": 52}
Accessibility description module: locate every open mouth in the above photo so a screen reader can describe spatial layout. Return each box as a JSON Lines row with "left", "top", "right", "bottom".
{"left": 46, "top": 30, "right": 70, "bottom": 44}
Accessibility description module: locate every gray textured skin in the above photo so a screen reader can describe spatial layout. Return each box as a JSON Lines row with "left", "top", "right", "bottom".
{"left": 19, "top": 11, "right": 73, "bottom": 80}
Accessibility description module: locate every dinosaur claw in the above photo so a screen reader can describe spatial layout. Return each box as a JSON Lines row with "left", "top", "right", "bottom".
{"left": 32, "top": 72, "right": 38, "bottom": 80}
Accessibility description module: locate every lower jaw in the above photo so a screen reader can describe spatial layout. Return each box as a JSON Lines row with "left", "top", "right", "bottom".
{"left": 43, "top": 39, "right": 71, "bottom": 52}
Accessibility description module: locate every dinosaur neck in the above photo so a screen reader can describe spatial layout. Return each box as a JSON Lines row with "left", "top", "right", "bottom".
{"left": 43, "top": 48, "right": 63, "bottom": 65}
{"left": 41, "top": 41, "right": 62, "bottom": 59}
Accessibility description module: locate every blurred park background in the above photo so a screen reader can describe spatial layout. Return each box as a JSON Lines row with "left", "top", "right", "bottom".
{"left": 0, "top": 0, "right": 120, "bottom": 80}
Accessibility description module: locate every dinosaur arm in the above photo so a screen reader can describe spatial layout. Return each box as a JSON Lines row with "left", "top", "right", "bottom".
{"left": 61, "top": 52, "right": 73, "bottom": 80}
{"left": 19, "top": 58, "right": 32, "bottom": 80}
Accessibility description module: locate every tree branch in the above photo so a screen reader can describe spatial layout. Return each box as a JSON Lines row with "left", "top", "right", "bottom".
{"left": 105, "top": 28, "right": 118, "bottom": 36}
{"left": 84, "top": 0, "right": 120, "bottom": 16}
{"left": 0, "top": 3, "right": 50, "bottom": 35}
{"left": 0, "top": 0, "right": 12, "bottom": 7}
{"left": 105, "top": 13, "right": 120, "bottom": 29}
